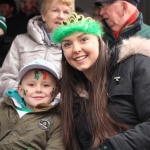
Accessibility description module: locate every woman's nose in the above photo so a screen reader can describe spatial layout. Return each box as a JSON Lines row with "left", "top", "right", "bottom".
{"left": 73, "top": 43, "right": 82, "bottom": 53}
{"left": 58, "top": 12, "right": 65, "bottom": 19}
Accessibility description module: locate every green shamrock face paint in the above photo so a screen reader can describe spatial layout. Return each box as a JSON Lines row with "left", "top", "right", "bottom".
{"left": 34, "top": 70, "right": 40, "bottom": 80}
{"left": 50, "top": 88, "right": 55, "bottom": 97}
{"left": 23, "top": 89, "right": 28, "bottom": 96}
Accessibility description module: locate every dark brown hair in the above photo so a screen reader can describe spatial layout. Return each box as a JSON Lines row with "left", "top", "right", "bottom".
{"left": 60, "top": 36, "right": 127, "bottom": 149}
{"left": 0, "top": 0, "right": 17, "bottom": 14}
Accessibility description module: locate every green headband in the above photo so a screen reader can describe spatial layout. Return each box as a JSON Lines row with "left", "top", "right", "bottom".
{"left": 51, "top": 12, "right": 103, "bottom": 44}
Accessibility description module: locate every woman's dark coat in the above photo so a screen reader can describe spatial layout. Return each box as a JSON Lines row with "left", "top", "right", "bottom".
{"left": 75, "top": 36, "right": 150, "bottom": 150}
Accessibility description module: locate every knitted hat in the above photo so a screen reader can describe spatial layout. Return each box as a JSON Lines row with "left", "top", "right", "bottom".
{"left": 0, "top": 16, "right": 7, "bottom": 33}
{"left": 51, "top": 12, "right": 103, "bottom": 44}
{"left": 94, "top": 0, "right": 140, "bottom": 7}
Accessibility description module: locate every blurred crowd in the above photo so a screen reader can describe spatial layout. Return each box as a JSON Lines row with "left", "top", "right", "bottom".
{"left": 0, "top": 0, "right": 40, "bottom": 67}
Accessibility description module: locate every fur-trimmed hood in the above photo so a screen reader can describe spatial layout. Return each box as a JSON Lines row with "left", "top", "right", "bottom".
{"left": 117, "top": 36, "right": 150, "bottom": 63}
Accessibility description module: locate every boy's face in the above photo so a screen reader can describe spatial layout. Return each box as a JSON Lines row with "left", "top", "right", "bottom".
{"left": 18, "top": 69, "right": 58, "bottom": 110}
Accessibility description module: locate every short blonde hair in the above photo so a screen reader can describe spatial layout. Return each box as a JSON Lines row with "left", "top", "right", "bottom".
{"left": 41, "top": 0, "right": 75, "bottom": 15}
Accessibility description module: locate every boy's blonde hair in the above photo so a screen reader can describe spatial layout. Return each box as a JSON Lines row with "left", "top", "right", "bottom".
{"left": 41, "top": 0, "right": 75, "bottom": 16}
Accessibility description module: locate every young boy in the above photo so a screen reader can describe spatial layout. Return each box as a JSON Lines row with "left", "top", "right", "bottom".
{"left": 0, "top": 59, "right": 64, "bottom": 150}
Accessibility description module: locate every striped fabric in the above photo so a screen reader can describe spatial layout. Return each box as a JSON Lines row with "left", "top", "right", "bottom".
{"left": 0, "top": 16, "right": 7, "bottom": 33}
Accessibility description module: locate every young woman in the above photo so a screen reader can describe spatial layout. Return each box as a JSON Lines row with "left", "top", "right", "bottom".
{"left": 52, "top": 12, "right": 150, "bottom": 150}
{"left": 0, "top": 0, "right": 74, "bottom": 96}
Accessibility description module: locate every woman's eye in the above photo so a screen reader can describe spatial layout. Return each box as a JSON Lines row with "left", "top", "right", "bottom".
{"left": 81, "top": 37, "right": 88, "bottom": 42}
{"left": 63, "top": 43, "right": 71, "bottom": 48}
{"left": 53, "top": 9, "right": 58, "bottom": 12}
{"left": 28, "top": 84, "right": 34, "bottom": 86}
{"left": 64, "top": 11, "right": 69, "bottom": 14}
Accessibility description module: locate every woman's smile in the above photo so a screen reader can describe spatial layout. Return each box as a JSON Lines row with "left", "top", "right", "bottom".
{"left": 74, "top": 55, "right": 87, "bottom": 62}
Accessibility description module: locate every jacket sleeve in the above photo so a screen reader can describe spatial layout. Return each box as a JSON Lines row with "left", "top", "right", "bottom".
{"left": 91, "top": 55, "right": 150, "bottom": 150}
{"left": 0, "top": 35, "right": 20, "bottom": 96}
{"left": 45, "top": 115, "right": 65, "bottom": 150}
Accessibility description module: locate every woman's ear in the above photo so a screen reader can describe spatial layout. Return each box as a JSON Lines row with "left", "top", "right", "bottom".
{"left": 41, "top": 14, "right": 46, "bottom": 22}
{"left": 17, "top": 85, "right": 24, "bottom": 98}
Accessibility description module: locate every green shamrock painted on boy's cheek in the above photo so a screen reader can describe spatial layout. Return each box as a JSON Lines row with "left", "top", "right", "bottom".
{"left": 50, "top": 88, "right": 55, "bottom": 97}
{"left": 23, "top": 89, "right": 28, "bottom": 96}
{"left": 34, "top": 71, "right": 40, "bottom": 80}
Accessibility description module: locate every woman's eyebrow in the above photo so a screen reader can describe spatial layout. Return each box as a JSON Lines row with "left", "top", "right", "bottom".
{"left": 62, "top": 33, "right": 86, "bottom": 42}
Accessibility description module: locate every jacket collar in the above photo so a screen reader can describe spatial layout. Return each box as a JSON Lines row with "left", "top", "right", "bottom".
{"left": 117, "top": 36, "right": 150, "bottom": 63}
{"left": 3, "top": 95, "right": 59, "bottom": 113}
{"left": 103, "top": 13, "right": 143, "bottom": 49}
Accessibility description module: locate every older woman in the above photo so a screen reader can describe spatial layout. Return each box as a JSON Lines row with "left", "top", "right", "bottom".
{"left": 0, "top": 0, "right": 74, "bottom": 96}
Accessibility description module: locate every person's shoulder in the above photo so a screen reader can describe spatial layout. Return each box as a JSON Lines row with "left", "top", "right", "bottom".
{"left": 13, "top": 33, "right": 30, "bottom": 41}
{"left": 0, "top": 33, "right": 14, "bottom": 42}
{"left": 136, "top": 23, "right": 150, "bottom": 39}
{"left": 0, "top": 95, "right": 13, "bottom": 105}
{"left": 140, "top": 23, "right": 150, "bottom": 30}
